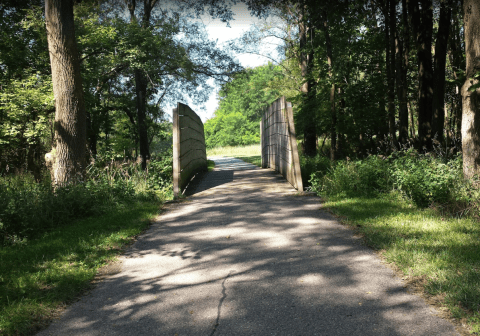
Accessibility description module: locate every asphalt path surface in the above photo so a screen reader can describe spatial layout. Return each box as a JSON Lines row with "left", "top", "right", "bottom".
{"left": 37, "top": 157, "right": 460, "bottom": 335}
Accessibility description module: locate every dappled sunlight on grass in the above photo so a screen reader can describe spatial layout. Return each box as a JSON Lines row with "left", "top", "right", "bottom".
{"left": 0, "top": 202, "right": 159, "bottom": 335}
{"left": 323, "top": 192, "right": 480, "bottom": 332}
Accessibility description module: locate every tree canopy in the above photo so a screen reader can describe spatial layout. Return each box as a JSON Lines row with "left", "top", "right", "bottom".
{"left": 204, "top": 63, "right": 282, "bottom": 148}
{"left": 211, "top": 0, "right": 467, "bottom": 164}
{"left": 0, "top": 0, "right": 241, "bottom": 177}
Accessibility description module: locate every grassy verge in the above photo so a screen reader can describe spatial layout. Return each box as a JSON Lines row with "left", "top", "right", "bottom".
{"left": 0, "top": 201, "right": 160, "bottom": 335}
{"left": 234, "top": 155, "right": 261, "bottom": 167}
{"left": 207, "top": 160, "right": 215, "bottom": 171}
{"left": 207, "top": 144, "right": 260, "bottom": 157}
{"left": 323, "top": 192, "right": 480, "bottom": 334}
{"left": 207, "top": 144, "right": 261, "bottom": 168}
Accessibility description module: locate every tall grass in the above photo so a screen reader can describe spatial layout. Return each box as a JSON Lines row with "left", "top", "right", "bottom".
{"left": 309, "top": 149, "right": 478, "bottom": 213}
{"left": 0, "top": 152, "right": 173, "bottom": 335}
{"left": 308, "top": 149, "right": 480, "bottom": 333}
{"left": 0, "top": 152, "right": 173, "bottom": 245}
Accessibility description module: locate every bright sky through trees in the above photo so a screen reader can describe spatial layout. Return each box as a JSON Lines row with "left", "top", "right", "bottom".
{"left": 165, "top": 3, "right": 279, "bottom": 122}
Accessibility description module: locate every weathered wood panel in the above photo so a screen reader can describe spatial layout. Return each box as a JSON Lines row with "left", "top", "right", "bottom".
{"left": 261, "top": 96, "right": 303, "bottom": 191}
{"left": 173, "top": 103, "right": 207, "bottom": 197}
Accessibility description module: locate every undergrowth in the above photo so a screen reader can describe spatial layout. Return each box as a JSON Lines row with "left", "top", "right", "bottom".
{"left": 308, "top": 149, "right": 480, "bottom": 333}
{"left": 0, "top": 202, "right": 159, "bottom": 335}
{"left": 0, "top": 151, "right": 173, "bottom": 335}
{"left": 309, "top": 149, "right": 479, "bottom": 215}
{"left": 0, "top": 151, "right": 173, "bottom": 245}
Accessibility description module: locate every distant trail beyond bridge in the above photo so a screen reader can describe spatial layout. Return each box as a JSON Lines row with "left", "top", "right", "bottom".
{"left": 38, "top": 156, "right": 460, "bottom": 336}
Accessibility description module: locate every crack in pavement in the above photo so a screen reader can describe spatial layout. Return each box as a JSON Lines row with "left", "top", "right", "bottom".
{"left": 209, "top": 271, "right": 233, "bottom": 336}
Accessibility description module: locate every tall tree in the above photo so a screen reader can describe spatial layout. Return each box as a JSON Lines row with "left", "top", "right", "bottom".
{"left": 431, "top": 0, "right": 451, "bottom": 144}
{"left": 447, "top": 3, "right": 465, "bottom": 144}
{"left": 409, "top": 0, "right": 434, "bottom": 151}
{"left": 299, "top": 2, "right": 317, "bottom": 157}
{"left": 322, "top": 7, "right": 337, "bottom": 161}
{"left": 45, "top": 0, "right": 87, "bottom": 185}
{"left": 384, "top": 0, "right": 399, "bottom": 149}
{"left": 462, "top": 0, "right": 480, "bottom": 179}
{"left": 396, "top": 0, "right": 409, "bottom": 145}
{"left": 126, "top": 0, "right": 157, "bottom": 170}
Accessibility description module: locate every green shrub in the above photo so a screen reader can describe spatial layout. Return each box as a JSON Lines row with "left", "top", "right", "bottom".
{"left": 307, "top": 149, "right": 474, "bottom": 212}
{"left": 0, "top": 153, "right": 173, "bottom": 245}
{"left": 300, "top": 154, "right": 331, "bottom": 188}
{"left": 309, "top": 156, "right": 391, "bottom": 197}
{"left": 389, "top": 150, "right": 462, "bottom": 207}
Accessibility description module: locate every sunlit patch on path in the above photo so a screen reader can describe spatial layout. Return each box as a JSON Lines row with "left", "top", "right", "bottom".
{"left": 37, "top": 158, "right": 460, "bottom": 336}
{"left": 208, "top": 156, "right": 259, "bottom": 171}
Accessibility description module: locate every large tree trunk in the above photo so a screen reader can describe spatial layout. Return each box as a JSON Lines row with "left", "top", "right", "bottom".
{"left": 299, "top": 8, "right": 317, "bottom": 157}
{"left": 127, "top": 0, "right": 157, "bottom": 169}
{"left": 448, "top": 4, "right": 465, "bottom": 147}
{"left": 323, "top": 9, "right": 336, "bottom": 161}
{"left": 416, "top": 0, "right": 434, "bottom": 151}
{"left": 135, "top": 69, "right": 150, "bottom": 168}
{"left": 45, "top": 0, "right": 87, "bottom": 185}
{"left": 462, "top": 0, "right": 480, "bottom": 179}
{"left": 408, "top": 0, "right": 434, "bottom": 151}
{"left": 431, "top": 1, "right": 451, "bottom": 145}
{"left": 385, "top": 0, "right": 399, "bottom": 149}
{"left": 397, "top": 0, "right": 409, "bottom": 144}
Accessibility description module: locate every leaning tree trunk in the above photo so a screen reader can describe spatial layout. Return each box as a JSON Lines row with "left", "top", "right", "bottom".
{"left": 462, "top": 0, "right": 480, "bottom": 179}
{"left": 45, "top": 0, "right": 87, "bottom": 185}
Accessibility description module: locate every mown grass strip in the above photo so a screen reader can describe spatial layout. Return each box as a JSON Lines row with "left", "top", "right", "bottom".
{"left": 207, "top": 144, "right": 261, "bottom": 169}
{"left": 0, "top": 201, "right": 160, "bottom": 335}
{"left": 323, "top": 192, "right": 480, "bottom": 334}
{"left": 207, "top": 144, "right": 260, "bottom": 158}
{"left": 207, "top": 159, "right": 215, "bottom": 171}
{"left": 233, "top": 155, "right": 261, "bottom": 167}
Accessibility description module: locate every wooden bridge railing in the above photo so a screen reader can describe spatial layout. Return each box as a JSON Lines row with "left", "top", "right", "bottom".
{"left": 172, "top": 103, "right": 207, "bottom": 198}
{"left": 261, "top": 96, "right": 303, "bottom": 191}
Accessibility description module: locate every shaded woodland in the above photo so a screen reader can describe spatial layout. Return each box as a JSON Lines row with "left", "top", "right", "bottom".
{"left": 0, "top": 0, "right": 240, "bottom": 182}
{"left": 228, "top": 0, "right": 468, "bottom": 162}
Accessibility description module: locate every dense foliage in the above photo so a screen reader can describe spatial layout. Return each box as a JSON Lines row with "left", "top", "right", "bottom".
{"left": 204, "top": 63, "right": 282, "bottom": 148}
{"left": 0, "top": 1, "right": 240, "bottom": 177}
{"left": 219, "top": 0, "right": 465, "bottom": 161}
{"left": 308, "top": 149, "right": 477, "bottom": 212}
{"left": 0, "top": 152, "right": 172, "bottom": 245}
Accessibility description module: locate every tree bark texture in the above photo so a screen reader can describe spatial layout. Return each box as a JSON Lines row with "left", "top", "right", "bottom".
{"left": 448, "top": 5, "right": 465, "bottom": 144}
{"left": 462, "top": 0, "right": 480, "bottom": 179}
{"left": 413, "top": 0, "right": 434, "bottom": 151}
{"left": 45, "top": 0, "right": 87, "bottom": 185}
{"left": 127, "top": 0, "right": 158, "bottom": 169}
{"left": 301, "top": 15, "right": 317, "bottom": 157}
{"left": 135, "top": 68, "right": 150, "bottom": 169}
{"left": 386, "top": 0, "right": 398, "bottom": 149}
{"left": 397, "top": 0, "right": 409, "bottom": 144}
{"left": 323, "top": 9, "right": 336, "bottom": 161}
{"left": 431, "top": 1, "right": 451, "bottom": 144}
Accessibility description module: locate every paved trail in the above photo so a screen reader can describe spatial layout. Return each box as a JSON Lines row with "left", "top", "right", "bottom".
{"left": 38, "top": 157, "right": 460, "bottom": 335}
